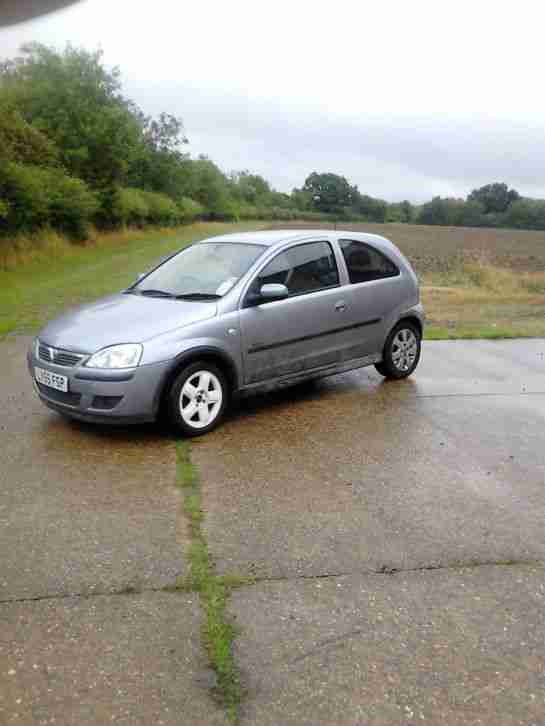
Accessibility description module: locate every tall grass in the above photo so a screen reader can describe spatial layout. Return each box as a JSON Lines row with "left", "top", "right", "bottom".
{"left": 422, "top": 259, "right": 545, "bottom": 296}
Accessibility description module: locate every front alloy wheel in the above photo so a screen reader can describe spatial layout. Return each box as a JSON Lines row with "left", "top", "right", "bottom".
{"left": 375, "top": 322, "right": 421, "bottom": 379}
{"left": 168, "top": 361, "right": 228, "bottom": 436}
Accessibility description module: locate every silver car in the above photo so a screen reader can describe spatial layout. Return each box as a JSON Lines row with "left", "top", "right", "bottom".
{"left": 28, "top": 230, "right": 424, "bottom": 436}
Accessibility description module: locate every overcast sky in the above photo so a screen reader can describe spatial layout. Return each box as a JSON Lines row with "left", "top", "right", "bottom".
{"left": 1, "top": 0, "right": 544, "bottom": 202}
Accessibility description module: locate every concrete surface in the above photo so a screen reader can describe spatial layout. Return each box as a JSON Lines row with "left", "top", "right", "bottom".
{"left": 193, "top": 339, "right": 545, "bottom": 723}
{"left": 195, "top": 340, "right": 545, "bottom": 579}
{"left": 0, "top": 591, "right": 227, "bottom": 726}
{"left": 230, "top": 566, "right": 545, "bottom": 726}
{"left": 1, "top": 336, "right": 544, "bottom": 724}
{"left": 0, "top": 337, "right": 224, "bottom": 725}
{"left": 0, "top": 337, "right": 185, "bottom": 600}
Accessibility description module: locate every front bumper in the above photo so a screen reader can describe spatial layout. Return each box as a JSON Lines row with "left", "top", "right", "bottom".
{"left": 27, "top": 347, "right": 172, "bottom": 424}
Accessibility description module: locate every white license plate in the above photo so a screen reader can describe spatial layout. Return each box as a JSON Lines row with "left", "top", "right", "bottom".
{"left": 35, "top": 366, "right": 69, "bottom": 393}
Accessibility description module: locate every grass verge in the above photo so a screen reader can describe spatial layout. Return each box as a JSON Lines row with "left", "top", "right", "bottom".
{"left": 0, "top": 221, "right": 265, "bottom": 336}
{"left": 176, "top": 441, "right": 243, "bottom": 723}
{"left": 422, "top": 263, "right": 545, "bottom": 339}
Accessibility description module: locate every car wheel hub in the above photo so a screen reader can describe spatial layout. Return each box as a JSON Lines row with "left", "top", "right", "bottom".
{"left": 179, "top": 371, "right": 222, "bottom": 429}
{"left": 391, "top": 329, "right": 418, "bottom": 372}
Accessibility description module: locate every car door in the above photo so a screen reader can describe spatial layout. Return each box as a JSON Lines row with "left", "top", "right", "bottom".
{"left": 335, "top": 238, "right": 405, "bottom": 358}
{"left": 239, "top": 240, "right": 349, "bottom": 385}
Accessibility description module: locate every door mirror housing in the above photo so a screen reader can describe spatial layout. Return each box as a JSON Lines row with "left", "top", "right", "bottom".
{"left": 259, "top": 283, "right": 289, "bottom": 301}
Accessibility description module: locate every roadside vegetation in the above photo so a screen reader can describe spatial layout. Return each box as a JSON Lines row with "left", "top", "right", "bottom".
{"left": 0, "top": 221, "right": 263, "bottom": 337}
{"left": 1, "top": 43, "right": 543, "bottom": 264}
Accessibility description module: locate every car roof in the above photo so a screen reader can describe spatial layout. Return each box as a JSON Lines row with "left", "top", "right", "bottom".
{"left": 200, "top": 229, "right": 395, "bottom": 249}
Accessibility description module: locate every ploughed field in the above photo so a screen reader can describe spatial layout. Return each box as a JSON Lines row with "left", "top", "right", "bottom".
{"left": 270, "top": 221, "right": 545, "bottom": 273}
{"left": 269, "top": 222, "right": 545, "bottom": 339}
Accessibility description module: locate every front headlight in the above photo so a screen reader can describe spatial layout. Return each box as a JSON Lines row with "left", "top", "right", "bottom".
{"left": 85, "top": 343, "right": 143, "bottom": 369}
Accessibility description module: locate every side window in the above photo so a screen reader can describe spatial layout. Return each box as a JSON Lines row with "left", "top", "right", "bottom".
{"left": 339, "top": 240, "right": 399, "bottom": 284}
{"left": 254, "top": 241, "right": 339, "bottom": 299}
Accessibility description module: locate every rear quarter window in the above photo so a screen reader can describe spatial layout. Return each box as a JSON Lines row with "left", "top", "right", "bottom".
{"left": 339, "top": 240, "right": 400, "bottom": 284}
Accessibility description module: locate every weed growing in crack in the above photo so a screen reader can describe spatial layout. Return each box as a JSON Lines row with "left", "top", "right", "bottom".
{"left": 176, "top": 441, "right": 242, "bottom": 723}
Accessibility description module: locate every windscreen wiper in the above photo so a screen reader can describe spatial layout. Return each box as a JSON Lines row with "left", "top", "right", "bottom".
{"left": 139, "top": 289, "right": 175, "bottom": 298}
{"left": 175, "top": 293, "right": 221, "bottom": 300}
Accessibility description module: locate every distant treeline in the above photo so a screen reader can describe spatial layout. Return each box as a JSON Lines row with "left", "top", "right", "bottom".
{"left": 1, "top": 43, "right": 543, "bottom": 242}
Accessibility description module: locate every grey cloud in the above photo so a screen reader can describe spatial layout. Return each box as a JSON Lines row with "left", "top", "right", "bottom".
{"left": 126, "top": 80, "right": 544, "bottom": 202}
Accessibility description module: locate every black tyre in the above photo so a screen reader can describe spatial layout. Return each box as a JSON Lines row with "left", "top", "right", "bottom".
{"left": 375, "top": 321, "right": 421, "bottom": 380}
{"left": 167, "top": 361, "right": 229, "bottom": 437}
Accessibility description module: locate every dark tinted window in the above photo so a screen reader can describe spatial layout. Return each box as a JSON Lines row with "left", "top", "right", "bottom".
{"left": 339, "top": 240, "right": 399, "bottom": 284}
{"left": 256, "top": 241, "right": 339, "bottom": 297}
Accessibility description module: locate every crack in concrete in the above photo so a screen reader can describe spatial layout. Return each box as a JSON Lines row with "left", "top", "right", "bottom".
{"left": 2, "top": 559, "right": 541, "bottom": 606}
{"left": 0, "top": 582, "right": 184, "bottom": 606}
{"left": 244, "top": 558, "right": 544, "bottom": 586}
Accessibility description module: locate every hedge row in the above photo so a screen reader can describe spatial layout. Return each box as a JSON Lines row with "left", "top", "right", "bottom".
{"left": 109, "top": 188, "right": 204, "bottom": 228}
{"left": 236, "top": 203, "right": 339, "bottom": 222}
{"left": 0, "top": 161, "right": 205, "bottom": 240}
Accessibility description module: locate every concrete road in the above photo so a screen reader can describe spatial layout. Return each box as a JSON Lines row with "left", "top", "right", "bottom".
{"left": 1, "top": 337, "right": 544, "bottom": 724}
{"left": 196, "top": 340, "right": 545, "bottom": 579}
{"left": 0, "top": 337, "right": 226, "bottom": 726}
{"left": 193, "top": 339, "right": 545, "bottom": 724}
{"left": 0, "top": 337, "right": 185, "bottom": 600}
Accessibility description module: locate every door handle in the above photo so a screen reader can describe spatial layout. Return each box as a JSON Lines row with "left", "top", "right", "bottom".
{"left": 335, "top": 301, "right": 347, "bottom": 312}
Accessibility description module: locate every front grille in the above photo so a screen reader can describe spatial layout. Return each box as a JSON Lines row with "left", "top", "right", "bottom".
{"left": 38, "top": 343, "right": 84, "bottom": 367}
{"left": 36, "top": 382, "right": 81, "bottom": 407}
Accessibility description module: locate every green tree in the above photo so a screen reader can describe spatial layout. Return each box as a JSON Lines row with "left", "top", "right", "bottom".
{"left": 0, "top": 107, "right": 59, "bottom": 166}
{"left": 302, "top": 172, "right": 354, "bottom": 214}
{"left": 188, "top": 157, "right": 237, "bottom": 219}
{"left": 503, "top": 198, "right": 545, "bottom": 230}
{"left": 351, "top": 191, "right": 387, "bottom": 222}
{"left": 127, "top": 111, "right": 191, "bottom": 199}
{"left": 417, "top": 197, "right": 451, "bottom": 225}
{"left": 468, "top": 182, "right": 520, "bottom": 214}
{"left": 230, "top": 171, "right": 271, "bottom": 204}
{"left": 1, "top": 43, "right": 141, "bottom": 189}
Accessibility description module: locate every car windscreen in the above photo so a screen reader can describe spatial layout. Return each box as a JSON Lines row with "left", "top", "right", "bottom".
{"left": 133, "top": 242, "right": 265, "bottom": 299}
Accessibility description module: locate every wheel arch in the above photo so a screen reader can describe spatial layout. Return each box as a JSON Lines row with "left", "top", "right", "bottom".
{"left": 154, "top": 346, "right": 239, "bottom": 418}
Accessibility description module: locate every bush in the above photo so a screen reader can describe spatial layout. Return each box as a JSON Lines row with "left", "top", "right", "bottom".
{"left": 47, "top": 172, "right": 99, "bottom": 239}
{"left": 141, "top": 190, "right": 180, "bottom": 225}
{"left": 177, "top": 196, "right": 204, "bottom": 224}
{"left": 111, "top": 187, "right": 150, "bottom": 228}
{"left": 0, "top": 107, "right": 59, "bottom": 167}
{"left": 0, "top": 161, "right": 98, "bottom": 239}
{"left": 0, "top": 161, "right": 51, "bottom": 233}
{"left": 503, "top": 199, "right": 545, "bottom": 231}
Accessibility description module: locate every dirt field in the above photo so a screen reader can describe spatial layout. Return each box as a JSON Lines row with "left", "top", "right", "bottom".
{"left": 268, "top": 221, "right": 545, "bottom": 273}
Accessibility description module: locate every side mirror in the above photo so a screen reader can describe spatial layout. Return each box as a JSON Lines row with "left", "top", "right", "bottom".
{"left": 259, "top": 283, "right": 289, "bottom": 301}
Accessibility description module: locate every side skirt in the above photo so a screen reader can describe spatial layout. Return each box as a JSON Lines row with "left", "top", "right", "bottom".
{"left": 238, "top": 353, "right": 382, "bottom": 396}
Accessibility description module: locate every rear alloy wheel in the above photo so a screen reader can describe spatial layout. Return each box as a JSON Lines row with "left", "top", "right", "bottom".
{"left": 167, "top": 361, "right": 228, "bottom": 436}
{"left": 375, "top": 322, "right": 421, "bottom": 379}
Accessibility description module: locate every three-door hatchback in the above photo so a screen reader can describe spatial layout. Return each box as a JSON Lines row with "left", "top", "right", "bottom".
{"left": 28, "top": 230, "right": 425, "bottom": 435}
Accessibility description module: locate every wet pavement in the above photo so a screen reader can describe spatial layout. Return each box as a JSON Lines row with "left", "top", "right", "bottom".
{"left": 1, "top": 336, "right": 544, "bottom": 724}
{"left": 194, "top": 339, "right": 545, "bottom": 724}
{"left": 0, "top": 337, "right": 185, "bottom": 600}
{"left": 195, "top": 340, "right": 545, "bottom": 580}
{"left": 1, "top": 592, "right": 227, "bottom": 726}
{"left": 230, "top": 565, "right": 545, "bottom": 725}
